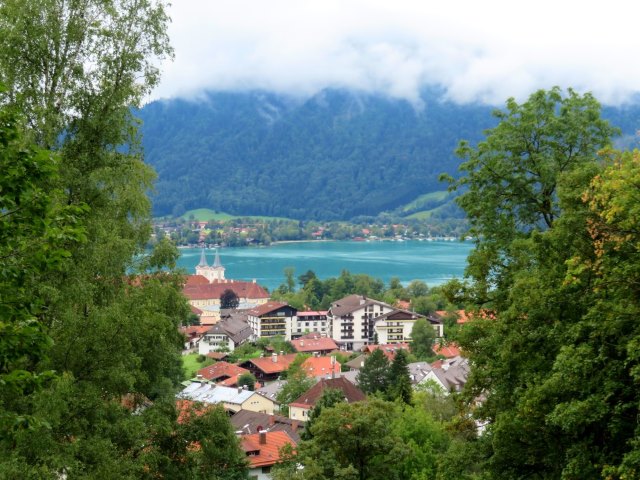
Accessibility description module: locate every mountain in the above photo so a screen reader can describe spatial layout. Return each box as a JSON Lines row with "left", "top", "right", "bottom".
{"left": 138, "top": 89, "right": 640, "bottom": 220}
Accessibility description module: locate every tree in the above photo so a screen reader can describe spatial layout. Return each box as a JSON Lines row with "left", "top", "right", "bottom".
{"left": 220, "top": 289, "right": 240, "bottom": 309}
{"left": 445, "top": 88, "right": 627, "bottom": 478}
{"left": 0, "top": 1, "right": 209, "bottom": 476}
{"left": 387, "top": 350, "right": 412, "bottom": 404}
{"left": 356, "top": 349, "right": 389, "bottom": 395}
{"left": 276, "top": 355, "right": 314, "bottom": 416}
{"left": 284, "top": 267, "right": 296, "bottom": 293}
{"left": 445, "top": 87, "right": 618, "bottom": 306}
{"left": 295, "top": 399, "right": 406, "bottom": 480}
{"left": 301, "top": 388, "right": 346, "bottom": 441}
{"left": 237, "top": 373, "right": 256, "bottom": 391}
{"left": 410, "top": 319, "right": 436, "bottom": 360}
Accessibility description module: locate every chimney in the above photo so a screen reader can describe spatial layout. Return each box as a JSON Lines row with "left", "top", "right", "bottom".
{"left": 291, "top": 420, "right": 299, "bottom": 432}
{"left": 259, "top": 430, "right": 267, "bottom": 445}
{"left": 272, "top": 353, "right": 278, "bottom": 363}
{"left": 269, "top": 415, "right": 276, "bottom": 426}
{"left": 300, "top": 340, "right": 304, "bottom": 347}
{"left": 279, "top": 351, "right": 284, "bottom": 356}
{"left": 238, "top": 386, "right": 242, "bottom": 394}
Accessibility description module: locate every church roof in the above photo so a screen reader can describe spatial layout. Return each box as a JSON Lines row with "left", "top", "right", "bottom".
{"left": 213, "top": 248, "right": 223, "bottom": 268}
{"left": 197, "top": 248, "right": 209, "bottom": 267}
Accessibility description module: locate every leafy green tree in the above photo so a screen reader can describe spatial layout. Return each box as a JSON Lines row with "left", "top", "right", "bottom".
{"left": 387, "top": 349, "right": 412, "bottom": 404}
{"left": 445, "top": 88, "right": 626, "bottom": 479}
{"left": 410, "top": 318, "right": 436, "bottom": 360}
{"left": 356, "top": 349, "right": 389, "bottom": 395}
{"left": 301, "top": 388, "right": 347, "bottom": 441}
{"left": 276, "top": 354, "right": 314, "bottom": 416}
{"left": 296, "top": 399, "right": 406, "bottom": 480}
{"left": 179, "top": 402, "right": 249, "bottom": 480}
{"left": 284, "top": 267, "right": 296, "bottom": 293}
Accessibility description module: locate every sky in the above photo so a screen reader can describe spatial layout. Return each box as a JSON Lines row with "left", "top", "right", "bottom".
{"left": 153, "top": 0, "right": 640, "bottom": 106}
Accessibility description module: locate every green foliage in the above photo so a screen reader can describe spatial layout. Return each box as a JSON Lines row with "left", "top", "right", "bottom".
{"left": 295, "top": 399, "right": 407, "bottom": 480}
{"left": 387, "top": 350, "right": 412, "bottom": 404}
{"left": 301, "top": 388, "right": 347, "bottom": 441}
{"left": 356, "top": 349, "right": 390, "bottom": 395}
{"left": 444, "top": 88, "right": 640, "bottom": 478}
{"left": 410, "top": 319, "right": 437, "bottom": 360}
{"left": 276, "top": 354, "right": 314, "bottom": 416}
{"left": 237, "top": 373, "right": 256, "bottom": 391}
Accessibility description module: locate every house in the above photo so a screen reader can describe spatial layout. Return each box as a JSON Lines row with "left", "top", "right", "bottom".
{"left": 292, "top": 311, "right": 328, "bottom": 338}
{"left": 407, "top": 361, "right": 433, "bottom": 385}
{"left": 230, "top": 409, "right": 303, "bottom": 443}
{"left": 178, "top": 382, "right": 277, "bottom": 415}
{"left": 372, "top": 308, "right": 434, "bottom": 344}
{"left": 246, "top": 302, "right": 297, "bottom": 340}
{"left": 327, "top": 295, "right": 395, "bottom": 350}
{"left": 299, "top": 356, "right": 341, "bottom": 378}
{"left": 241, "top": 431, "right": 296, "bottom": 480}
{"left": 198, "top": 315, "right": 253, "bottom": 353}
{"left": 195, "top": 361, "right": 251, "bottom": 386}
{"left": 242, "top": 353, "right": 299, "bottom": 382}
{"left": 364, "top": 343, "right": 411, "bottom": 361}
{"left": 433, "top": 341, "right": 462, "bottom": 358}
{"left": 291, "top": 335, "right": 338, "bottom": 355}
{"left": 288, "top": 377, "right": 366, "bottom": 421}
{"left": 243, "top": 353, "right": 340, "bottom": 383}
{"left": 345, "top": 354, "right": 368, "bottom": 371}
{"left": 180, "top": 325, "right": 211, "bottom": 350}
{"left": 421, "top": 356, "right": 470, "bottom": 394}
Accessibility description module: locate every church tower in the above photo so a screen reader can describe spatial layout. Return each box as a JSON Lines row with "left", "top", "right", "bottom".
{"left": 195, "top": 247, "right": 226, "bottom": 283}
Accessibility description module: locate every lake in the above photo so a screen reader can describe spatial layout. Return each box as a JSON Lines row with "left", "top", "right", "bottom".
{"left": 177, "top": 240, "right": 473, "bottom": 292}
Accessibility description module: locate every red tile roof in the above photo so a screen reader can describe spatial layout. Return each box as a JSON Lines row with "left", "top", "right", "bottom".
{"left": 289, "top": 377, "right": 365, "bottom": 409}
{"left": 297, "top": 311, "right": 328, "bottom": 317}
{"left": 185, "top": 275, "right": 210, "bottom": 286}
{"left": 291, "top": 337, "right": 338, "bottom": 353}
{"left": 300, "top": 356, "right": 341, "bottom": 378}
{"left": 435, "top": 309, "right": 495, "bottom": 324}
{"left": 433, "top": 342, "right": 462, "bottom": 358}
{"left": 246, "top": 353, "right": 299, "bottom": 374}
{"left": 241, "top": 431, "right": 296, "bottom": 468}
{"left": 196, "top": 361, "right": 250, "bottom": 381}
{"left": 246, "top": 301, "right": 289, "bottom": 317}
{"left": 176, "top": 399, "right": 212, "bottom": 424}
{"left": 365, "top": 343, "right": 411, "bottom": 361}
{"left": 183, "top": 280, "right": 269, "bottom": 301}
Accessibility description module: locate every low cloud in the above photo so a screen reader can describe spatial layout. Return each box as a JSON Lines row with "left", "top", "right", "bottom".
{"left": 153, "top": 0, "right": 640, "bottom": 106}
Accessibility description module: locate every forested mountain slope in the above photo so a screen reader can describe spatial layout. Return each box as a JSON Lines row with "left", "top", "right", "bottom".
{"left": 139, "top": 89, "right": 640, "bottom": 220}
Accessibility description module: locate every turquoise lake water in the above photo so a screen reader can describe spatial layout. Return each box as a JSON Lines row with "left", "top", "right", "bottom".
{"left": 177, "top": 240, "right": 474, "bottom": 292}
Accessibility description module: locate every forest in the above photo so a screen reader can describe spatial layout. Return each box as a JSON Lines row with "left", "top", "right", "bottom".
{"left": 139, "top": 84, "right": 640, "bottom": 222}
{"left": 3, "top": 1, "right": 640, "bottom": 479}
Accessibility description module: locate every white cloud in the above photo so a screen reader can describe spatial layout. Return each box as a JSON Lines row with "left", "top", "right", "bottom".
{"left": 152, "top": 0, "right": 640, "bottom": 106}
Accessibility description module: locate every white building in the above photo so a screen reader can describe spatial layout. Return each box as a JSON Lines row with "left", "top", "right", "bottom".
{"left": 327, "top": 295, "right": 395, "bottom": 351}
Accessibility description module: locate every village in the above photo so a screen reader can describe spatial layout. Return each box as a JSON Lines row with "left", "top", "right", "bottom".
{"left": 179, "top": 249, "right": 471, "bottom": 479}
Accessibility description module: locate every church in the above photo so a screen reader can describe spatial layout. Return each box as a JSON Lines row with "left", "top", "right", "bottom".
{"left": 182, "top": 248, "right": 270, "bottom": 324}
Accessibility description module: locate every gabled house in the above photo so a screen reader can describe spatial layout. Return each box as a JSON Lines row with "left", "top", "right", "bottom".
{"left": 231, "top": 409, "right": 303, "bottom": 443}
{"left": 195, "top": 361, "right": 251, "bottom": 386}
{"left": 421, "top": 356, "right": 470, "bottom": 394}
{"left": 291, "top": 335, "right": 338, "bottom": 355}
{"left": 241, "top": 353, "right": 299, "bottom": 382}
{"left": 246, "top": 302, "right": 297, "bottom": 340}
{"left": 178, "top": 382, "right": 277, "bottom": 415}
{"left": 198, "top": 315, "right": 253, "bottom": 353}
{"left": 288, "top": 376, "right": 366, "bottom": 421}
{"left": 372, "top": 308, "right": 439, "bottom": 344}
{"left": 241, "top": 431, "right": 296, "bottom": 480}
{"left": 328, "top": 295, "right": 395, "bottom": 351}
